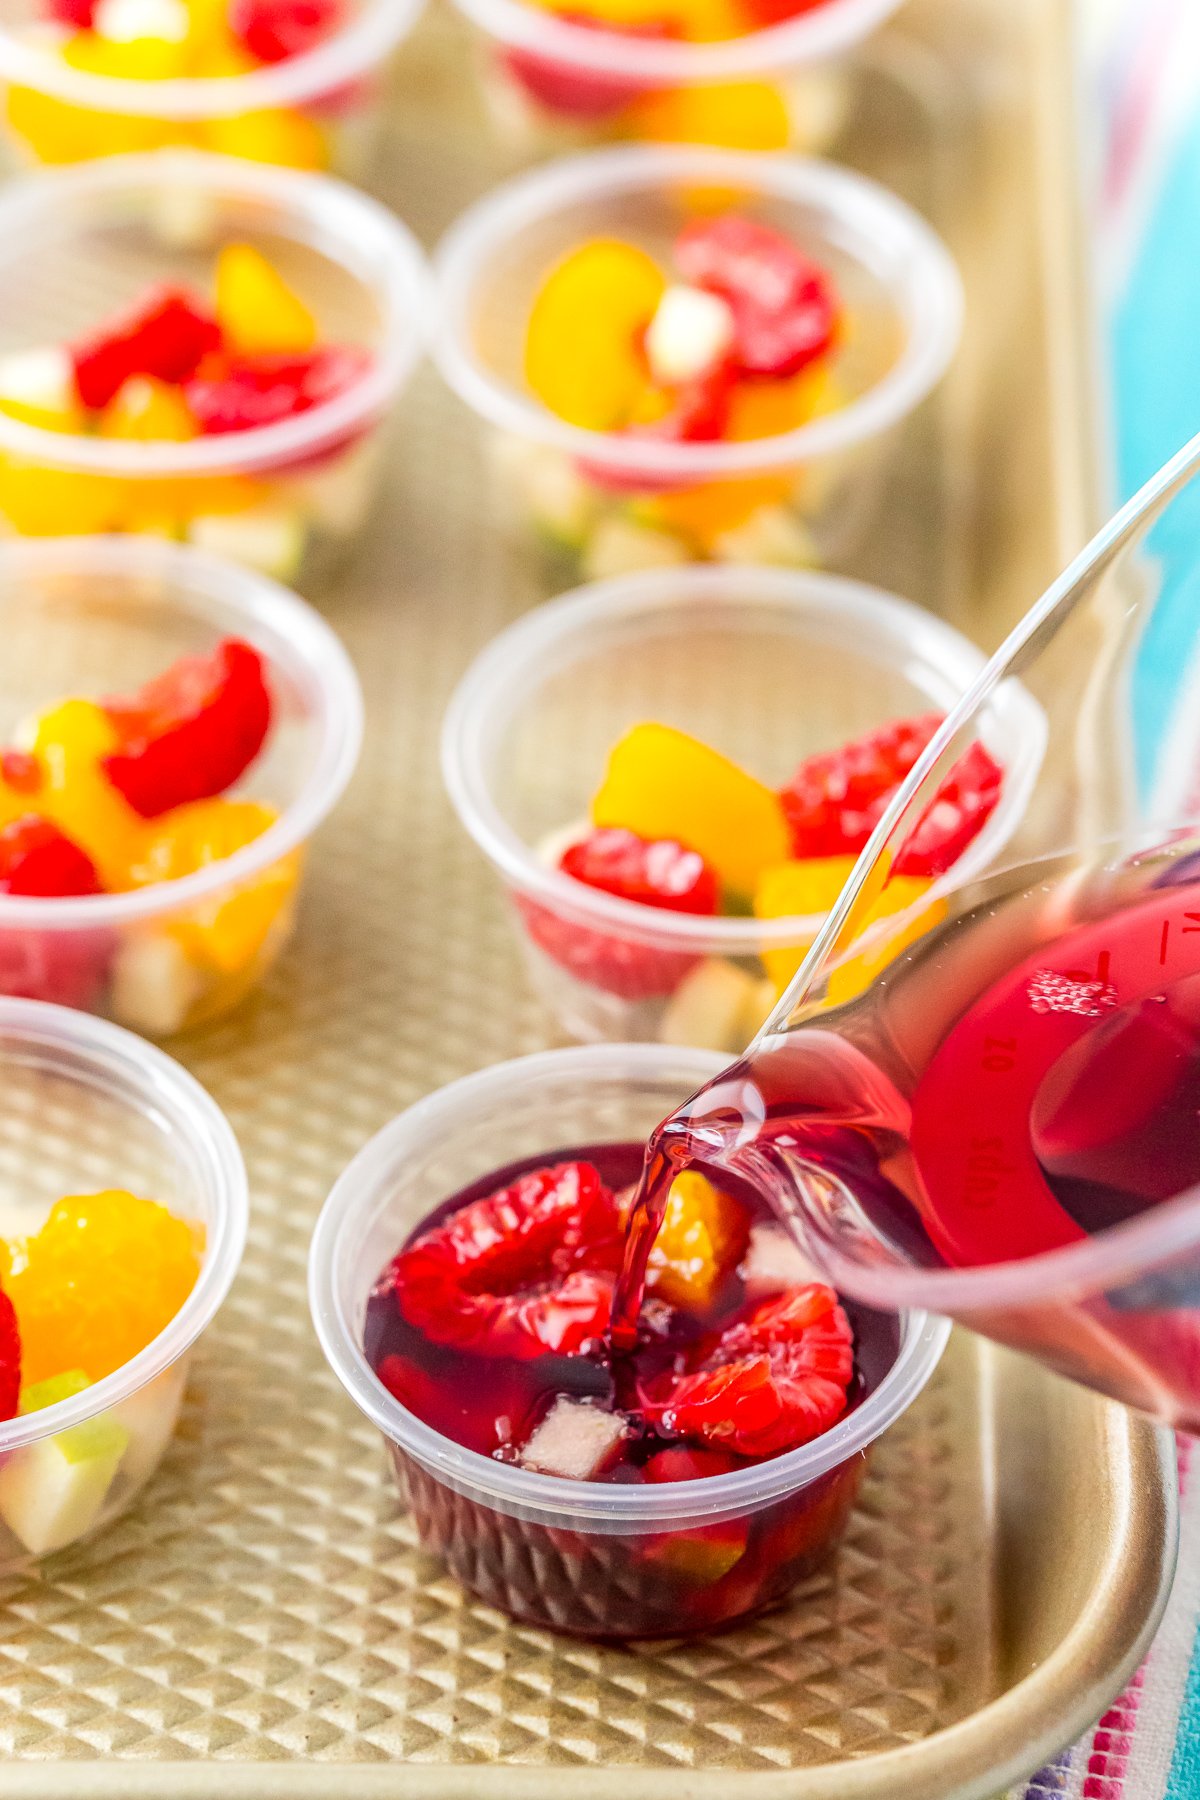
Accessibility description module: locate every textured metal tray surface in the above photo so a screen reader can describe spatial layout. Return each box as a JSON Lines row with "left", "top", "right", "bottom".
{"left": 0, "top": 0, "right": 1175, "bottom": 1795}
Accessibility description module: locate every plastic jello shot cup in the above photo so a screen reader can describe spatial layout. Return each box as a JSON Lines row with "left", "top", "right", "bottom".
{"left": 310, "top": 1043, "right": 948, "bottom": 1639}
{"left": 0, "top": 996, "right": 247, "bottom": 1574}
{"left": 0, "top": 0, "right": 423, "bottom": 175}
{"left": 442, "top": 564, "right": 1042, "bottom": 1047}
{"left": 0, "top": 150, "right": 429, "bottom": 584}
{"left": 433, "top": 145, "right": 962, "bottom": 578}
{"left": 458, "top": 0, "right": 904, "bottom": 160}
{"left": 0, "top": 534, "right": 362, "bottom": 1036}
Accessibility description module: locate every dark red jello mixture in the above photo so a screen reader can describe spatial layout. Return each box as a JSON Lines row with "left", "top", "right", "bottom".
{"left": 365, "top": 1143, "right": 899, "bottom": 1637}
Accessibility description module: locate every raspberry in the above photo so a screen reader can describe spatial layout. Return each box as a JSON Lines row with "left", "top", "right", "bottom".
{"left": 72, "top": 286, "right": 223, "bottom": 413}
{"left": 228, "top": 0, "right": 343, "bottom": 62}
{"left": 643, "top": 1445, "right": 742, "bottom": 1481}
{"left": 675, "top": 214, "right": 838, "bottom": 379}
{"left": 639, "top": 1283, "right": 853, "bottom": 1457}
{"left": 0, "top": 927, "right": 112, "bottom": 1010}
{"left": 101, "top": 637, "right": 272, "bottom": 820}
{"left": 0, "top": 1285, "right": 19, "bottom": 1421}
{"left": 45, "top": 0, "right": 96, "bottom": 21}
{"left": 183, "top": 347, "right": 370, "bottom": 435}
{"left": 0, "top": 816, "right": 103, "bottom": 897}
{"left": 389, "top": 1163, "right": 623, "bottom": 1361}
{"left": 519, "top": 827, "right": 720, "bottom": 1001}
{"left": 895, "top": 741, "right": 1003, "bottom": 878}
{"left": 780, "top": 713, "right": 942, "bottom": 858}
{"left": 7, "top": 1191, "right": 202, "bottom": 1387}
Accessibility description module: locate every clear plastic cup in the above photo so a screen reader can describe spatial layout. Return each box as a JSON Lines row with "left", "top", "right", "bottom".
{"left": 459, "top": 0, "right": 903, "bottom": 161}
{"left": 433, "top": 144, "right": 962, "bottom": 578}
{"left": 0, "top": 534, "right": 362, "bottom": 1036}
{"left": 0, "top": 0, "right": 422, "bottom": 175}
{"left": 0, "top": 995, "right": 247, "bottom": 1574}
{"left": 309, "top": 1042, "right": 948, "bottom": 1639}
{"left": 441, "top": 564, "right": 1042, "bottom": 1047}
{"left": 0, "top": 150, "right": 430, "bottom": 585}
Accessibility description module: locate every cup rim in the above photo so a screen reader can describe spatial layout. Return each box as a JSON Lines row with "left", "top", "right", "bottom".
{"left": 432, "top": 144, "right": 963, "bottom": 482}
{"left": 440, "top": 563, "right": 1040, "bottom": 954}
{"left": 308, "top": 1042, "right": 950, "bottom": 1526}
{"left": 0, "top": 534, "right": 363, "bottom": 929}
{"left": 0, "top": 150, "right": 431, "bottom": 477}
{"left": 453, "top": 0, "right": 903, "bottom": 83}
{"left": 0, "top": 996, "right": 248, "bottom": 1452}
{"left": 0, "top": 0, "right": 424, "bottom": 114}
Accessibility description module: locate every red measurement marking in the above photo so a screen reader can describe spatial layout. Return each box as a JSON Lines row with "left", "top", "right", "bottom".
{"left": 1161, "top": 919, "right": 1171, "bottom": 964}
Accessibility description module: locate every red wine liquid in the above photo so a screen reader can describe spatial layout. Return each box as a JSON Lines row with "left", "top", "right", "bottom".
{"left": 616, "top": 851, "right": 1200, "bottom": 1423}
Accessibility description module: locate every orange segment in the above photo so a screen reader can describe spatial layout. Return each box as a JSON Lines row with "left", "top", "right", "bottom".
{"left": 639, "top": 471, "right": 794, "bottom": 547}
{"left": 592, "top": 721, "right": 789, "bottom": 898}
{"left": 627, "top": 79, "right": 790, "bottom": 147}
{"left": 215, "top": 242, "right": 317, "bottom": 355}
{"left": 201, "top": 107, "right": 326, "bottom": 167}
{"left": 0, "top": 460, "right": 126, "bottom": 535}
{"left": 6, "top": 1190, "right": 202, "bottom": 1386}
{"left": 647, "top": 1171, "right": 748, "bottom": 1313}
{"left": 100, "top": 375, "right": 198, "bottom": 442}
{"left": 525, "top": 239, "right": 666, "bottom": 430}
{"left": 23, "top": 698, "right": 149, "bottom": 889}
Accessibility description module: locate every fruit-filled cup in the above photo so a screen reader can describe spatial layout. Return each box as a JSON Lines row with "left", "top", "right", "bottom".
{"left": 434, "top": 145, "right": 961, "bottom": 578}
{"left": 459, "top": 0, "right": 901, "bottom": 161}
{"left": 0, "top": 534, "right": 361, "bottom": 1035}
{"left": 0, "top": 150, "right": 429, "bottom": 583}
{"left": 0, "top": 996, "right": 246, "bottom": 1573}
{"left": 442, "top": 564, "right": 1043, "bottom": 1047}
{"left": 310, "top": 1042, "right": 947, "bottom": 1639}
{"left": 0, "top": 0, "right": 422, "bottom": 174}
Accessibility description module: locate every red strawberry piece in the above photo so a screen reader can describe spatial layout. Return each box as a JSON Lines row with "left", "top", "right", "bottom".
{"left": 1, "top": 750, "right": 43, "bottom": 797}
{"left": 675, "top": 214, "right": 838, "bottom": 379}
{"left": 894, "top": 740, "right": 1003, "bottom": 878}
{"left": 102, "top": 637, "right": 272, "bottom": 820}
{"left": 390, "top": 1162, "right": 623, "bottom": 1361}
{"left": 0, "top": 1286, "right": 19, "bottom": 1422}
{"left": 780, "top": 712, "right": 942, "bottom": 858}
{"left": 71, "top": 286, "right": 223, "bottom": 413}
{"left": 45, "top": 0, "right": 96, "bottom": 23}
{"left": 500, "top": 15, "right": 672, "bottom": 119}
{"left": 643, "top": 1445, "right": 743, "bottom": 1482}
{"left": 0, "top": 816, "right": 103, "bottom": 898}
{"left": 228, "top": 0, "right": 343, "bottom": 61}
{"left": 518, "top": 827, "right": 720, "bottom": 1001}
{"left": 737, "top": 0, "right": 826, "bottom": 26}
{"left": 580, "top": 369, "right": 733, "bottom": 495}
{"left": 639, "top": 1283, "right": 854, "bottom": 1458}
{"left": 183, "top": 346, "right": 371, "bottom": 436}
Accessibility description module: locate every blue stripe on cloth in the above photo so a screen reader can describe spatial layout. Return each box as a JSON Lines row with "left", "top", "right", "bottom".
{"left": 1164, "top": 1614, "right": 1200, "bottom": 1798}
{"left": 1113, "top": 111, "right": 1200, "bottom": 795}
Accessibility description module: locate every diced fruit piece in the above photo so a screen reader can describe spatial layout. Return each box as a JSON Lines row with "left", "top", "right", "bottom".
{"left": 183, "top": 346, "right": 368, "bottom": 432}
{"left": 109, "top": 931, "right": 203, "bottom": 1036}
{"left": 501, "top": 16, "right": 671, "bottom": 120}
{"left": 0, "top": 919, "right": 112, "bottom": 1010}
{"left": 92, "top": 0, "right": 189, "bottom": 41}
{"left": 187, "top": 504, "right": 307, "bottom": 579}
{"left": 639, "top": 1510, "right": 748, "bottom": 1581}
{"left": 895, "top": 741, "right": 1004, "bottom": 878}
{"left": 389, "top": 1162, "right": 622, "bottom": 1360}
{"left": 644, "top": 284, "right": 735, "bottom": 388}
{"left": 0, "top": 460, "right": 125, "bottom": 536}
{"left": 627, "top": 78, "right": 791, "bottom": 150}
{"left": 824, "top": 873, "right": 942, "bottom": 1008}
{"left": 0, "top": 1285, "right": 19, "bottom": 1421}
{"left": 780, "top": 714, "right": 943, "bottom": 860}
{"left": 101, "top": 637, "right": 272, "bottom": 820}
{"left": 561, "top": 826, "right": 720, "bottom": 914}
{"left": 647, "top": 1170, "right": 748, "bottom": 1313}
{"left": 114, "top": 1365, "right": 185, "bottom": 1487}
{"left": 71, "top": 286, "right": 222, "bottom": 413}
{"left": 637, "top": 470, "right": 793, "bottom": 548}
{"left": 229, "top": 0, "right": 342, "bottom": 62}
{"left": 616, "top": 366, "right": 732, "bottom": 450}
{"left": 639, "top": 1283, "right": 853, "bottom": 1457}
{"left": 215, "top": 242, "right": 317, "bottom": 356}
{"left": 0, "top": 347, "right": 85, "bottom": 432}
{"left": 581, "top": 516, "right": 690, "bottom": 579}
{"left": 21, "top": 699, "right": 147, "bottom": 889}
{"left": 739, "top": 1222, "right": 822, "bottom": 1300}
{"left": 19, "top": 1370, "right": 90, "bottom": 1414}
{"left": 46, "top": 0, "right": 97, "bottom": 23}
{"left": 518, "top": 890, "right": 701, "bottom": 1000}
{"left": 675, "top": 214, "right": 838, "bottom": 378}
{"left": 592, "top": 721, "right": 790, "bottom": 899}
{"left": 0, "top": 815, "right": 103, "bottom": 897}
{"left": 0, "top": 1410, "right": 129, "bottom": 1555}
{"left": 525, "top": 240, "right": 666, "bottom": 430}
{"left": 643, "top": 1445, "right": 741, "bottom": 1482}
{"left": 658, "top": 956, "right": 760, "bottom": 1052}
{"left": 200, "top": 105, "right": 326, "bottom": 168}
{"left": 712, "top": 503, "right": 815, "bottom": 566}
{"left": 6, "top": 1191, "right": 202, "bottom": 1387}
{"left": 129, "top": 799, "right": 298, "bottom": 975}
{"left": 99, "top": 374, "right": 197, "bottom": 442}
{"left": 519, "top": 1397, "right": 627, "bottom": 1479}
{"left": 753, "top": 855, "right": 855, "bottom": 992}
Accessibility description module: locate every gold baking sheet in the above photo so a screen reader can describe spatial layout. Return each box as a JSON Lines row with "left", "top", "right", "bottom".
{"left": 0, "top": 0, "right": 1176, "bottom": 1794}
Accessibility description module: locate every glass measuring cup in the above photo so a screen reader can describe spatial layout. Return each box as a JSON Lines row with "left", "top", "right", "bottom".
{"left": 623, "top": 430, "right": 1200, "bottom": 1431}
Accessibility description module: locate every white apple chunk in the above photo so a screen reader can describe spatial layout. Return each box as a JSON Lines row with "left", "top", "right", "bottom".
{"left": 644, "top": 284, "right": 736, "bottom": 388}
{"left": 739, "top": 1221, "right": 823, "bottom": 1300}
{"left": 519, "top": 1398, "right": 626, "bottom": 1481}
